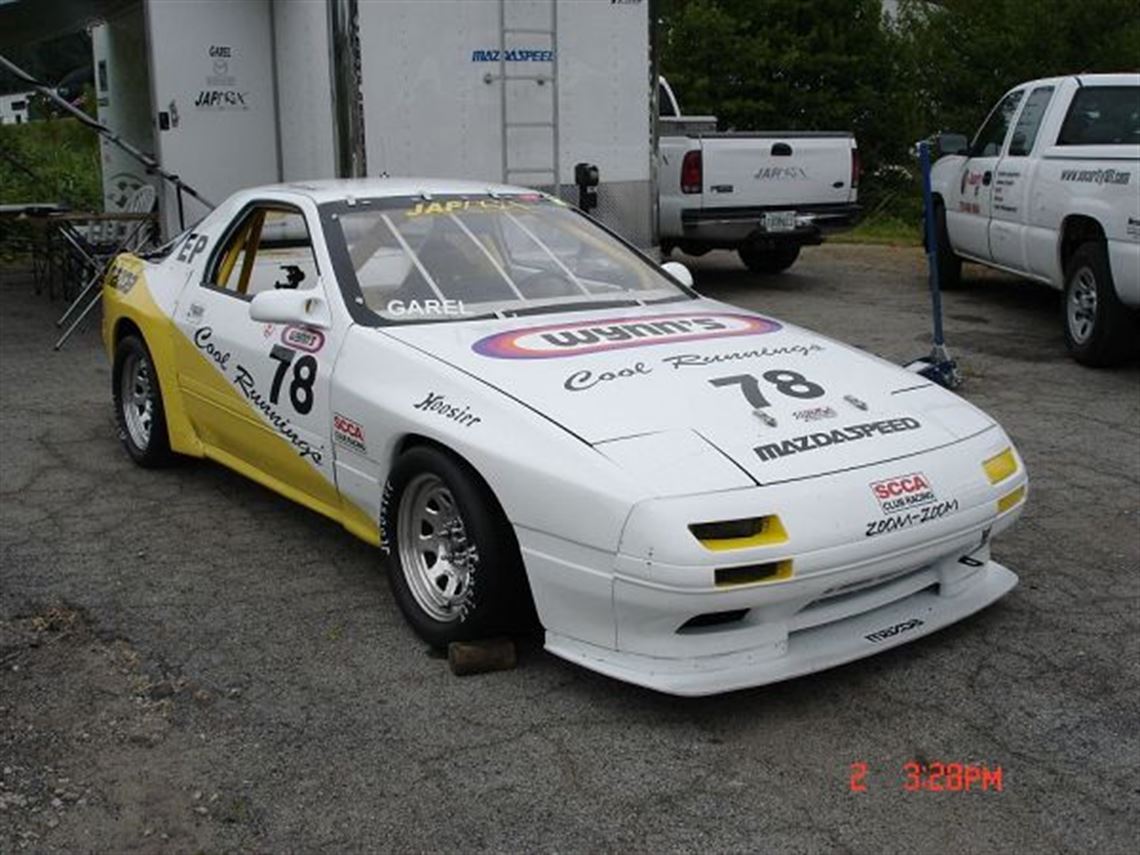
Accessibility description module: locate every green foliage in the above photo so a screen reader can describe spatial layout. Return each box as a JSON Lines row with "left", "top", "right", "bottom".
{"left": 658, "top": 0, "right": 1140, "bottom": 240}
{"left": 0, "top": 117, "right": 102, "bottom": 209}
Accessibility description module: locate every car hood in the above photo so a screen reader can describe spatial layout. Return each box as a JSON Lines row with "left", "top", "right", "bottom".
{"left": 381, "top": 299, "right": 995, "bottom": 485}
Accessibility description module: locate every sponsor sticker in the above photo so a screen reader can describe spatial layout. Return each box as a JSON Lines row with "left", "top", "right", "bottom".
{"left": 413, "top": 393, "right": 482, "bottom": 427}
{"left": 865, "top": 618, "right": 924, "bottom": 644}
{"left": 473, "top": 313, "right": 782, "bottom": 359}
{"left": 793, "top": 405, "right": 837, "bottom": 422}
{"left": 754, "top": 417, "right": 921, "bottom": 462}
{"left": 333, "top": 413, "right": 367, "bottom": 454}
{"left": 870, "top": 472, "right": 937, "bottom": 514}
{"left": 282, "top": 325, "right": 325, "bottom": 353}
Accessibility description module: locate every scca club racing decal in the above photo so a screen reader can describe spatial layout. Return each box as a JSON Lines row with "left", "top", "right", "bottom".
{"left": 871, "top": 472, "right": 937, "bottom": 514}
{"left": 333, "top": 413, "right": 366, "bottom": 453}
{"left": 472, "top": 313, "right": 781, "bottom": 359}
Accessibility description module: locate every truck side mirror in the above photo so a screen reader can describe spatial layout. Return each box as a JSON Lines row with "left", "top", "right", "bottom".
{"left": 936, "top": 133, "right": 969, "bottom": 158}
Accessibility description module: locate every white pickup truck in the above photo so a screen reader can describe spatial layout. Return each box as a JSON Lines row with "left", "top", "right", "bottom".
{"left": 929, "top": 73, "right": 1140, "bottom": 366}
{"left": 656, "top": 78, "right": 860, "bottom": 274}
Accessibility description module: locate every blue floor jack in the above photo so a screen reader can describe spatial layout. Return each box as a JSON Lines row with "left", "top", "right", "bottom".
{"left": 906, "top": 140, "right": 963, "bottom": 389}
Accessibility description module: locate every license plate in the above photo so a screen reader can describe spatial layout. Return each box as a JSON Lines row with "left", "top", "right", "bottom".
{"left": 764, "top": 210, "right": 796, "bottom": 232}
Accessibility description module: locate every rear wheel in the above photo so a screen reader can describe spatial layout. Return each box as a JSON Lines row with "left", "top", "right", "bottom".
{"left": 1063, "top": 241, "right": 1133, "bottom": 367}
{"left": 383, "top": 446, "right": 535, "bottom": 647}
{"left": 113, "top": 334, "right": 174, "bottom": 467}
{"left": 738, "top": 243, "right": 800, "bottom": 274}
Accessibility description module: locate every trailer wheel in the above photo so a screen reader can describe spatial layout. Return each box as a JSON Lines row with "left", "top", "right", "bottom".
{"left": 738, "top": 243, "right": 800, "bottom": 274}
{"left": 1063, "top": 241, "right": 1133, "bottom": 367}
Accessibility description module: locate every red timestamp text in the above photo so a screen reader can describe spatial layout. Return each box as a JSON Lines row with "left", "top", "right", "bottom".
{"left": 849, "top": 761, "right": 1004, "bottom": 793}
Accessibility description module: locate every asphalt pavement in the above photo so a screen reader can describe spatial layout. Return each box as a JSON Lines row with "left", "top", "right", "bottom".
{"left": 1, "top": 244, "right": 1137, "bottom": 853}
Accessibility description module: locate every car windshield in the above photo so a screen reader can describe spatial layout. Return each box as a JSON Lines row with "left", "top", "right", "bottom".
{"left": 321, "top": 194, "right": 690, "bottom": 322}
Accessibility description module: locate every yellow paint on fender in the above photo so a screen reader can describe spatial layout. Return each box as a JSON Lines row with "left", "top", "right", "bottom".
{"left": 102, "top": 255, "right": 380, "bottom": 546}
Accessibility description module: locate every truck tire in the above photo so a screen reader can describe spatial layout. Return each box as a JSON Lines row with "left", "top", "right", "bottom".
{"left": 1063, "top": 241, "right": 1133, "bottom": 367}
{"left": 933, "top": 202, "right": 963, "bottom": 290}
{"left": 738, "top": 244, "right": 800, "bottom": 274}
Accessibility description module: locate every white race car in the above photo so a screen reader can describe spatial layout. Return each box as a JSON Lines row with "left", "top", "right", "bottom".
{"left": 102, "top": 179, "right": 1026, "bottom": 695}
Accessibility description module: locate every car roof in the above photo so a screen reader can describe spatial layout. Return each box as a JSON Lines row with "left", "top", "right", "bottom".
{"left": 249, "top": 177, "right": 541, "bottom": 205}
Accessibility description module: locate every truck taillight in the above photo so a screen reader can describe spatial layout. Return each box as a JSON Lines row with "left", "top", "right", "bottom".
{"left": 851, "top": 148, "right": 861, "bottom": 190}
{"left": 681, "top": 150, "right": 702, "bottom": 194}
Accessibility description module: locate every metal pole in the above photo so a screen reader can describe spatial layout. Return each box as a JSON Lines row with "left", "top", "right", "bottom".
{"left": 919, "top": 140, "right": 946, "bottom": 349}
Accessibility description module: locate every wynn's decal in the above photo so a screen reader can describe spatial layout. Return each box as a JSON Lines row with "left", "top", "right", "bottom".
{"left": 754, "top": 417, "right": 922, "bottom": 462}
{"left": 473, "top": 313, "right": 781, "bottom": 359}
{"left": 661, "top": 343, "right": 823, "bottom": 369}
{"left": 282, "top": 325, "right": 325, "bottom": 353}
{"left": 413, "top": 393, "right": 482, "bottom": 427}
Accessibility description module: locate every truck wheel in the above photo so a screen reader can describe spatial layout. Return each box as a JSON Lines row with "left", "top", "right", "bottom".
{"left": 113, "top": 334, "right": 174, "bottom": 468}
{"left": 382, "top": 446, "right": 536, "bottom": 648}
{"left": 934, "top": 202, "right": 963, "bottom": 290}
{"left": 738, "top": 244, "right": 800, "bottom": 274}
{"left": 1063, "top": 241, "right": 1133, "bottom": 367}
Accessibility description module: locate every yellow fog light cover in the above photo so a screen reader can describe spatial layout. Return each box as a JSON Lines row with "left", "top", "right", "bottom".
{"left": 691, "top": 515, "right": 788, "bottom": 551}
{"left": 997, "top": 484, "right": 1026, "bottom": 513}
{"left": 715, "top": 559, "right": 794, "bottom": 588}
{"left": 983, "top": 448, "right": 1018, "bottom": 484}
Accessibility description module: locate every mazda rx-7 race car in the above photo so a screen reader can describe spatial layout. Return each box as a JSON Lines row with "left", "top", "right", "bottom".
{"left": 102, "top": 178, "right": 1027, "bottom": 695}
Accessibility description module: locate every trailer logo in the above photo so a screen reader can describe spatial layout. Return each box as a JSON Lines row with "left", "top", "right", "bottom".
{"left": 471, "top": 49, "right": 555, "bottom": 62}
{"left": 194, "top": 90, "right": 249, "bottom": 110}
{"left": 473, "top": 313, "right": 782, "bottom": 359}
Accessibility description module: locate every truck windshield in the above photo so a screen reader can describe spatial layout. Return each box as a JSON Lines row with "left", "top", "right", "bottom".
{"left": 322, "top": 195, "right": 689, "bottom": 323}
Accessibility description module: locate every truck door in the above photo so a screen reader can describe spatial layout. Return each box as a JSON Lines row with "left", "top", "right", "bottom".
{"left": 945, "top": 89, "right": 1024, "bottom": 261}
{"left": 989, "top": 86, "right": 1055, "bottom": 270}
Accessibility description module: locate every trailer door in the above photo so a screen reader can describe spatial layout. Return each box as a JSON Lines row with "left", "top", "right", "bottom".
{"left": 144, "top": 0, "right": 280, "bottom": 236}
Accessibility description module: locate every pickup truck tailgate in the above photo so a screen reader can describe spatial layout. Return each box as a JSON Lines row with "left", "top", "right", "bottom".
{"left": 702, "top": 133, "right": 855, "bottom": 208}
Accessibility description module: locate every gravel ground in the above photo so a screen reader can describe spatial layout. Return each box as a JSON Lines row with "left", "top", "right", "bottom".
{"left": 1, "top": 244, "right": 1138, "bottom": 854}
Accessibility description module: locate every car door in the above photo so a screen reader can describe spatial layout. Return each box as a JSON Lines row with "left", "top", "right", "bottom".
{"left": 989, "top": 85, "right": 1055, "bottom": 271}
{"left": 172, "top": 200, "right": 341, "bottom": 508}
{"left": 946, "top": 88, "right": 1025, "bottom": 261}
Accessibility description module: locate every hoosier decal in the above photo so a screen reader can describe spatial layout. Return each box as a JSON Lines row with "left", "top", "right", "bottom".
{"left": 755, "top": 417, "right": 921, "bottom": 462}
{"left": 473, "top": 313, "right": 781, "bottom": 359}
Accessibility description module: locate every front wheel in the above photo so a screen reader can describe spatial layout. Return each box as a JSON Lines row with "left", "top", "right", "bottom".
{"left": 1063, "top": 241, "right": 1133, "bottom": 367}
{"left": 113, "top": 334, "right": 174, "bottom": 467}
{"left": 738, "top": 243, "right": 800, "bottom": 274}
{"left": 382, "top": 446, "right": 535, "bottom": 647}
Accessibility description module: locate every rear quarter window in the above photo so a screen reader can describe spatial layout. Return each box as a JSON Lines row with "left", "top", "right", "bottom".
{"left": 1057, "top": 86, "right": 1140, "bottom": 145}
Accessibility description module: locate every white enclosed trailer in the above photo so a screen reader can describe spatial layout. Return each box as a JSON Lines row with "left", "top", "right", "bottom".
{"left": 88, "top": 0, "right": 655, "bottom": 245}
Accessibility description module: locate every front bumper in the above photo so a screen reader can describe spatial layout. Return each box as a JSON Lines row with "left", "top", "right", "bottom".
{"left": 546, "top": 553, "right": 1016, "bottom": 696}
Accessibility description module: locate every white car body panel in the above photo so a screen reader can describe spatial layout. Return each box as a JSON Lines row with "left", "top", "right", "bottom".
{"left": 102, "top": 178, "right": 1027, "bottom": 696}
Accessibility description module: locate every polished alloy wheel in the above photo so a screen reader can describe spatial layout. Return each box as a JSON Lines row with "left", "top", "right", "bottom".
{"left": 1067, "top": 267, "right": 1097, "bottom": 345}
{"left": 121, "top": 350, "right": 154, "bottom": 450}
{"left": 397, "top": 473, "right": 478, "bottom": 622}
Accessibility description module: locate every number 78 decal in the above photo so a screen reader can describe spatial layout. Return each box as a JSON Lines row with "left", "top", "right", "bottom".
{"left": 709, "top": 369, "right": 825, "bottom": 410}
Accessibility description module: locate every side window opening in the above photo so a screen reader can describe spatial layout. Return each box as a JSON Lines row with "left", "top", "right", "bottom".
{"left": 1008, "top": 86, "right": 1054, "bottom": 156}
{"left": 970, "top": 90, "right": 1025, "bottom": 158}
{"left": 206, "top": 205, "right": 319, "bottom": 298}
{"left": 1057, "top": 86, "right": 1140, "bottom": 146}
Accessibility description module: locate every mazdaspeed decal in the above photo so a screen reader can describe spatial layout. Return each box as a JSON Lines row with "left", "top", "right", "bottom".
{"left": 473, "top": 313, "right": 781, "bottom": 359}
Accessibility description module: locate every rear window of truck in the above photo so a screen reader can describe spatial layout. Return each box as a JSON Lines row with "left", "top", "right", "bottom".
{"left": 1057, "top": 86, "right": 1140, "bottom": 146}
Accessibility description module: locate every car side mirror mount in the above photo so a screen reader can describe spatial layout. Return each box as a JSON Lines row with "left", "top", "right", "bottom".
{"left": 936, "top": 132, "right": 969, "bottom": 158}
{"left": 249, "top": 288, "right": 332, "bottom": 329}
{"left": 661, "top": 260, "right": 694, "bottom": 288}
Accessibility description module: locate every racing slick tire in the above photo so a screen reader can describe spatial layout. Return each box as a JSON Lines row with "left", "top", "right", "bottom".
{"left": 738, "top": 243, "right": 800, "bottom": 274}
{"left": 932, "top": 201, "right": 963, "bottom": 290}
{"left": 383, "top": 445, "right": 536, "bottom": 647}
{"left": 1063, "top": 241, "right": 1134, "bottom": 367}
{"left": 113, "top": 334, "right": 174, "bottom": 468}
